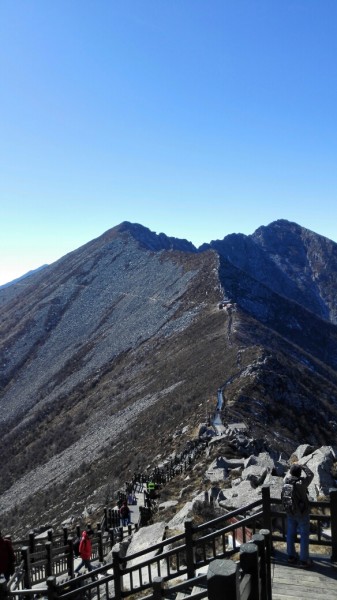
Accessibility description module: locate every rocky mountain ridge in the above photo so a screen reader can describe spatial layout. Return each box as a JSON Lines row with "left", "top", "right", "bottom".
{"left": 1, "top": 219, "right": 337, "bottom": 536}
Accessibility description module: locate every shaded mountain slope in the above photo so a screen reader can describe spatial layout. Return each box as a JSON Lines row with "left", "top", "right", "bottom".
{"left": 203, "top": 219, "right": 337, "bottom": 324}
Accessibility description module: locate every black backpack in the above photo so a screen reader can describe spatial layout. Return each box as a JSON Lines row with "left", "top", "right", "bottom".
{"left": 281, "top": 477, "right": 306, "bottom": 515}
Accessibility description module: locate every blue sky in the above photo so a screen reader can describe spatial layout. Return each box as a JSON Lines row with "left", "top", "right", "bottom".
{"left": 1, "top": 1, "right": 337, "bottom": 285}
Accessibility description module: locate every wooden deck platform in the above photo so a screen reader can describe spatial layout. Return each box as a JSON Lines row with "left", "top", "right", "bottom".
{"left": 271, "top": 551, "right": 337, "bottom": 599}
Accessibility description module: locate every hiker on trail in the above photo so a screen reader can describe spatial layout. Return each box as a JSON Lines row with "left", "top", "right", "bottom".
{"left": 120, "top": 501, "right": 130, "bottom": 526}
{"left": 0, "top": 530, "right": 15, "bottom": 582}
{"left": 282, "top": 462, "right": 314, "bottom": 568}
{"left": 74, "top": 529, "right": 96, "bottom": 579}
{"left": 147, "top": 481, "right": 155, "bottom": 493}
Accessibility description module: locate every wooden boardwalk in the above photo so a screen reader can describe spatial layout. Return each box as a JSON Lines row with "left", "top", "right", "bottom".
{"left": 271, "top": 551, "right": 337, "bottom": 599}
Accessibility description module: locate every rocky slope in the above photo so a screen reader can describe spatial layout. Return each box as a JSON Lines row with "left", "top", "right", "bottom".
{"left": 1, "top": 219, "right": 337, "bottom": 537}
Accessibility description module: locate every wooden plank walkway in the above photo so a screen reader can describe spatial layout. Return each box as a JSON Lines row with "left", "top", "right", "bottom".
{"left": 271, "top": 551, "right": 337, "bottom": 599}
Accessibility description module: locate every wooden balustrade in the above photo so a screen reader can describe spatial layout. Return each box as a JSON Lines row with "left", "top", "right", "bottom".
{"left": 7, "top": 486, "right": 337, "bottom": 600}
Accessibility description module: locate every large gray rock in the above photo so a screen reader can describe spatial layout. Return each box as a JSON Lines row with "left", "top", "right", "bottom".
{"left": 263, "top": 475, "right": 284, "bottom": 499}
{"left": 158, "top": 500, "right": 178, "bottom": 510}
{"left": 291, "top": 444, "right": 315, "bottom": 461}
{"left": 204, "top": 467, "right": 226, "bottom": 484}
{"left": 218, "top": 480, "right": 261, "bottom": 510}
{"left": 298, "top": 447, "right": 337, "bottom": 498}
{"left": 126, "top": 522, "right": 167, "bottom": 565}
{"left": 241, "top": 465, "right": 267, "bottom": 487}
{"left": 225, "top": 458, "right": 245, "bottom": 469}
{"left": 206, "top": 456, "right": 245, "bottom": 483}
{"left": 167, "top": 502, "right": 193, "bottom": 531}
{"left": 244, "top": 452, "right": 275, "bottom": 473}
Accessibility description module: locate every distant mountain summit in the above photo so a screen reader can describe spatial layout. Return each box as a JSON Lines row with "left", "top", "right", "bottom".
{"left": 200, "top": 219, "right": 337, "bottom": 325}
{"left": 114, "top": 221, "right": 197, "bottom": 253}
{"left": 1, "top": 218, "right": 337, "bottom": 536}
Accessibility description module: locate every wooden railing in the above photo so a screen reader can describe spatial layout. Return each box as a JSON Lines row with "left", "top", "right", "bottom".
{"left": 6, "top": 485, "right": 337, "bottom": 600}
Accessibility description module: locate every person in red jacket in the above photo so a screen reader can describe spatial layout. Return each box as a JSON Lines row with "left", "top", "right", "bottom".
{"left": 0, "top": 531, "right": 15, "bottom": 582}
{"left": 74, "top": 529, "right": 95, "bottom": 578}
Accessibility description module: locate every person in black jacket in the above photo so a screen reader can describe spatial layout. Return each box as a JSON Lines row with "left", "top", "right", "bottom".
{"left": 283, "top": 463, "right": 314, "bottom": 568}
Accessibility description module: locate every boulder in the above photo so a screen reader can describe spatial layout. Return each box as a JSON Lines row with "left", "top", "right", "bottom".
{"left": 167, "top": 502, "right": 193, "bottom": 531}
{"left": 218, "top": 480, "right": 261, "bottom": 510}
{"left": 241, "top": 465, "right": 267, "bottom": 487}
{"left": 299, "top": 447, "right": 336, "bottom": 498}
{"left": 263, "top": 475, "right": 284, "bottom": 500}
{"left": 158, "top": 501, "right": 178, "bottom": 510}
{"left": 204, "top": 467, "right": 226, "bottom": 484}
{"left": 126, "top": 522, "right": 167, "bottom": 565}
{"left": 244, "top": 452, "right": 275, "bottom": 473}
{"left": 225, "top": 458, "right": 245, "bottom": 469}
{"left": 291, "top": 444, "right": 315, "bottom": 461}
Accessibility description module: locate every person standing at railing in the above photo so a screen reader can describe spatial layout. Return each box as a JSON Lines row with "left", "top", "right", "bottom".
{"left": 0, "top": 531, "right": 15, "bottom": 582}
{"left": 282, "top": 462, "right": 314, "bottom": 568}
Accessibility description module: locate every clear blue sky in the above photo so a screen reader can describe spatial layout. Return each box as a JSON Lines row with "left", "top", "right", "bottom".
{"left": 1, "top": 1, "right": 337, "bottom": 285}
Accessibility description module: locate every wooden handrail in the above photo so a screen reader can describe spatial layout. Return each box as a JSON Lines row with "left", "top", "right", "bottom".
{"left": 7, "top": 488, "right": 335, "bottom": 600}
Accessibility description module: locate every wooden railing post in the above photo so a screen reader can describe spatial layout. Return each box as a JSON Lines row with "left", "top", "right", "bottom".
{"left": 251, "top": 533, "right": 266, "bottom": 600}
{"left": 259, "top": 529, "right": 272, "bottom": 600}
{"left": 113, "top": 550, "right": 123, "bottom": 600}
{"left": 47, "top": 576, "right": 58, "bottom": 600}
{"left": 207, "top": 558, "right": 240, "bottom": 600}
{"left": 261, "top": 486, "right": 273, "bottom": 549}
{"left": 240, "top": 542, "right": 260, "bottom": 600}
{"left": 21, "top": 546, "right": 32, "bottom": 589}
{"left": 63, "top": 526, "right": 68, "bottom": 545}
{"left": 28, "top": 531, "right": 35, "bottom": 554}
{"left": 184, "top": 519, "right": 195, "bottom": 579}
{"left": 45, "top": 541, "right": 53, "bottom": 577}
{"left": 98, "top": 530, "right": 104, "bottom": 563}
{"left": 329, "top": 488, "right": 337, "bottom": 562}
{"left": 67, "top": 537, "right": 74, "bottom": 578}
{"left": 104, "top": 507, "right": 108, "bottom": 530}
{"left": 152, "top": 576, "right": 164, "bottom": 600}
{"left": 109, "top": 527, "right": 115, "bottom": 548}
{"left": 47, "top": 529, "right": 53, "bottom": 543}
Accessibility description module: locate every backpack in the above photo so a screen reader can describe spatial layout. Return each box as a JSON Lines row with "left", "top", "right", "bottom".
{"left": 281, "top": 477, "right": 306, "bottom": 515}
{"left": 120, "top": 505, "right": 129, "bottom": 518}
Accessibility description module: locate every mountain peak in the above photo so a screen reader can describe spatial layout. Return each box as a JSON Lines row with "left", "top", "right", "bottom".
{"left": 113, "top": 221, "right": 197, "bottom": 253}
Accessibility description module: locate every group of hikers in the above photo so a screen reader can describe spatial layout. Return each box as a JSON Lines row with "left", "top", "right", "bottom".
{"left": 72, "top": 461, "right": 315, "bottom": 575}
{"left": 72, "top": 480, "right": 158, "bottom": 576}
{"left": 0, "top": 458, "right": 316, "bottom": 586}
